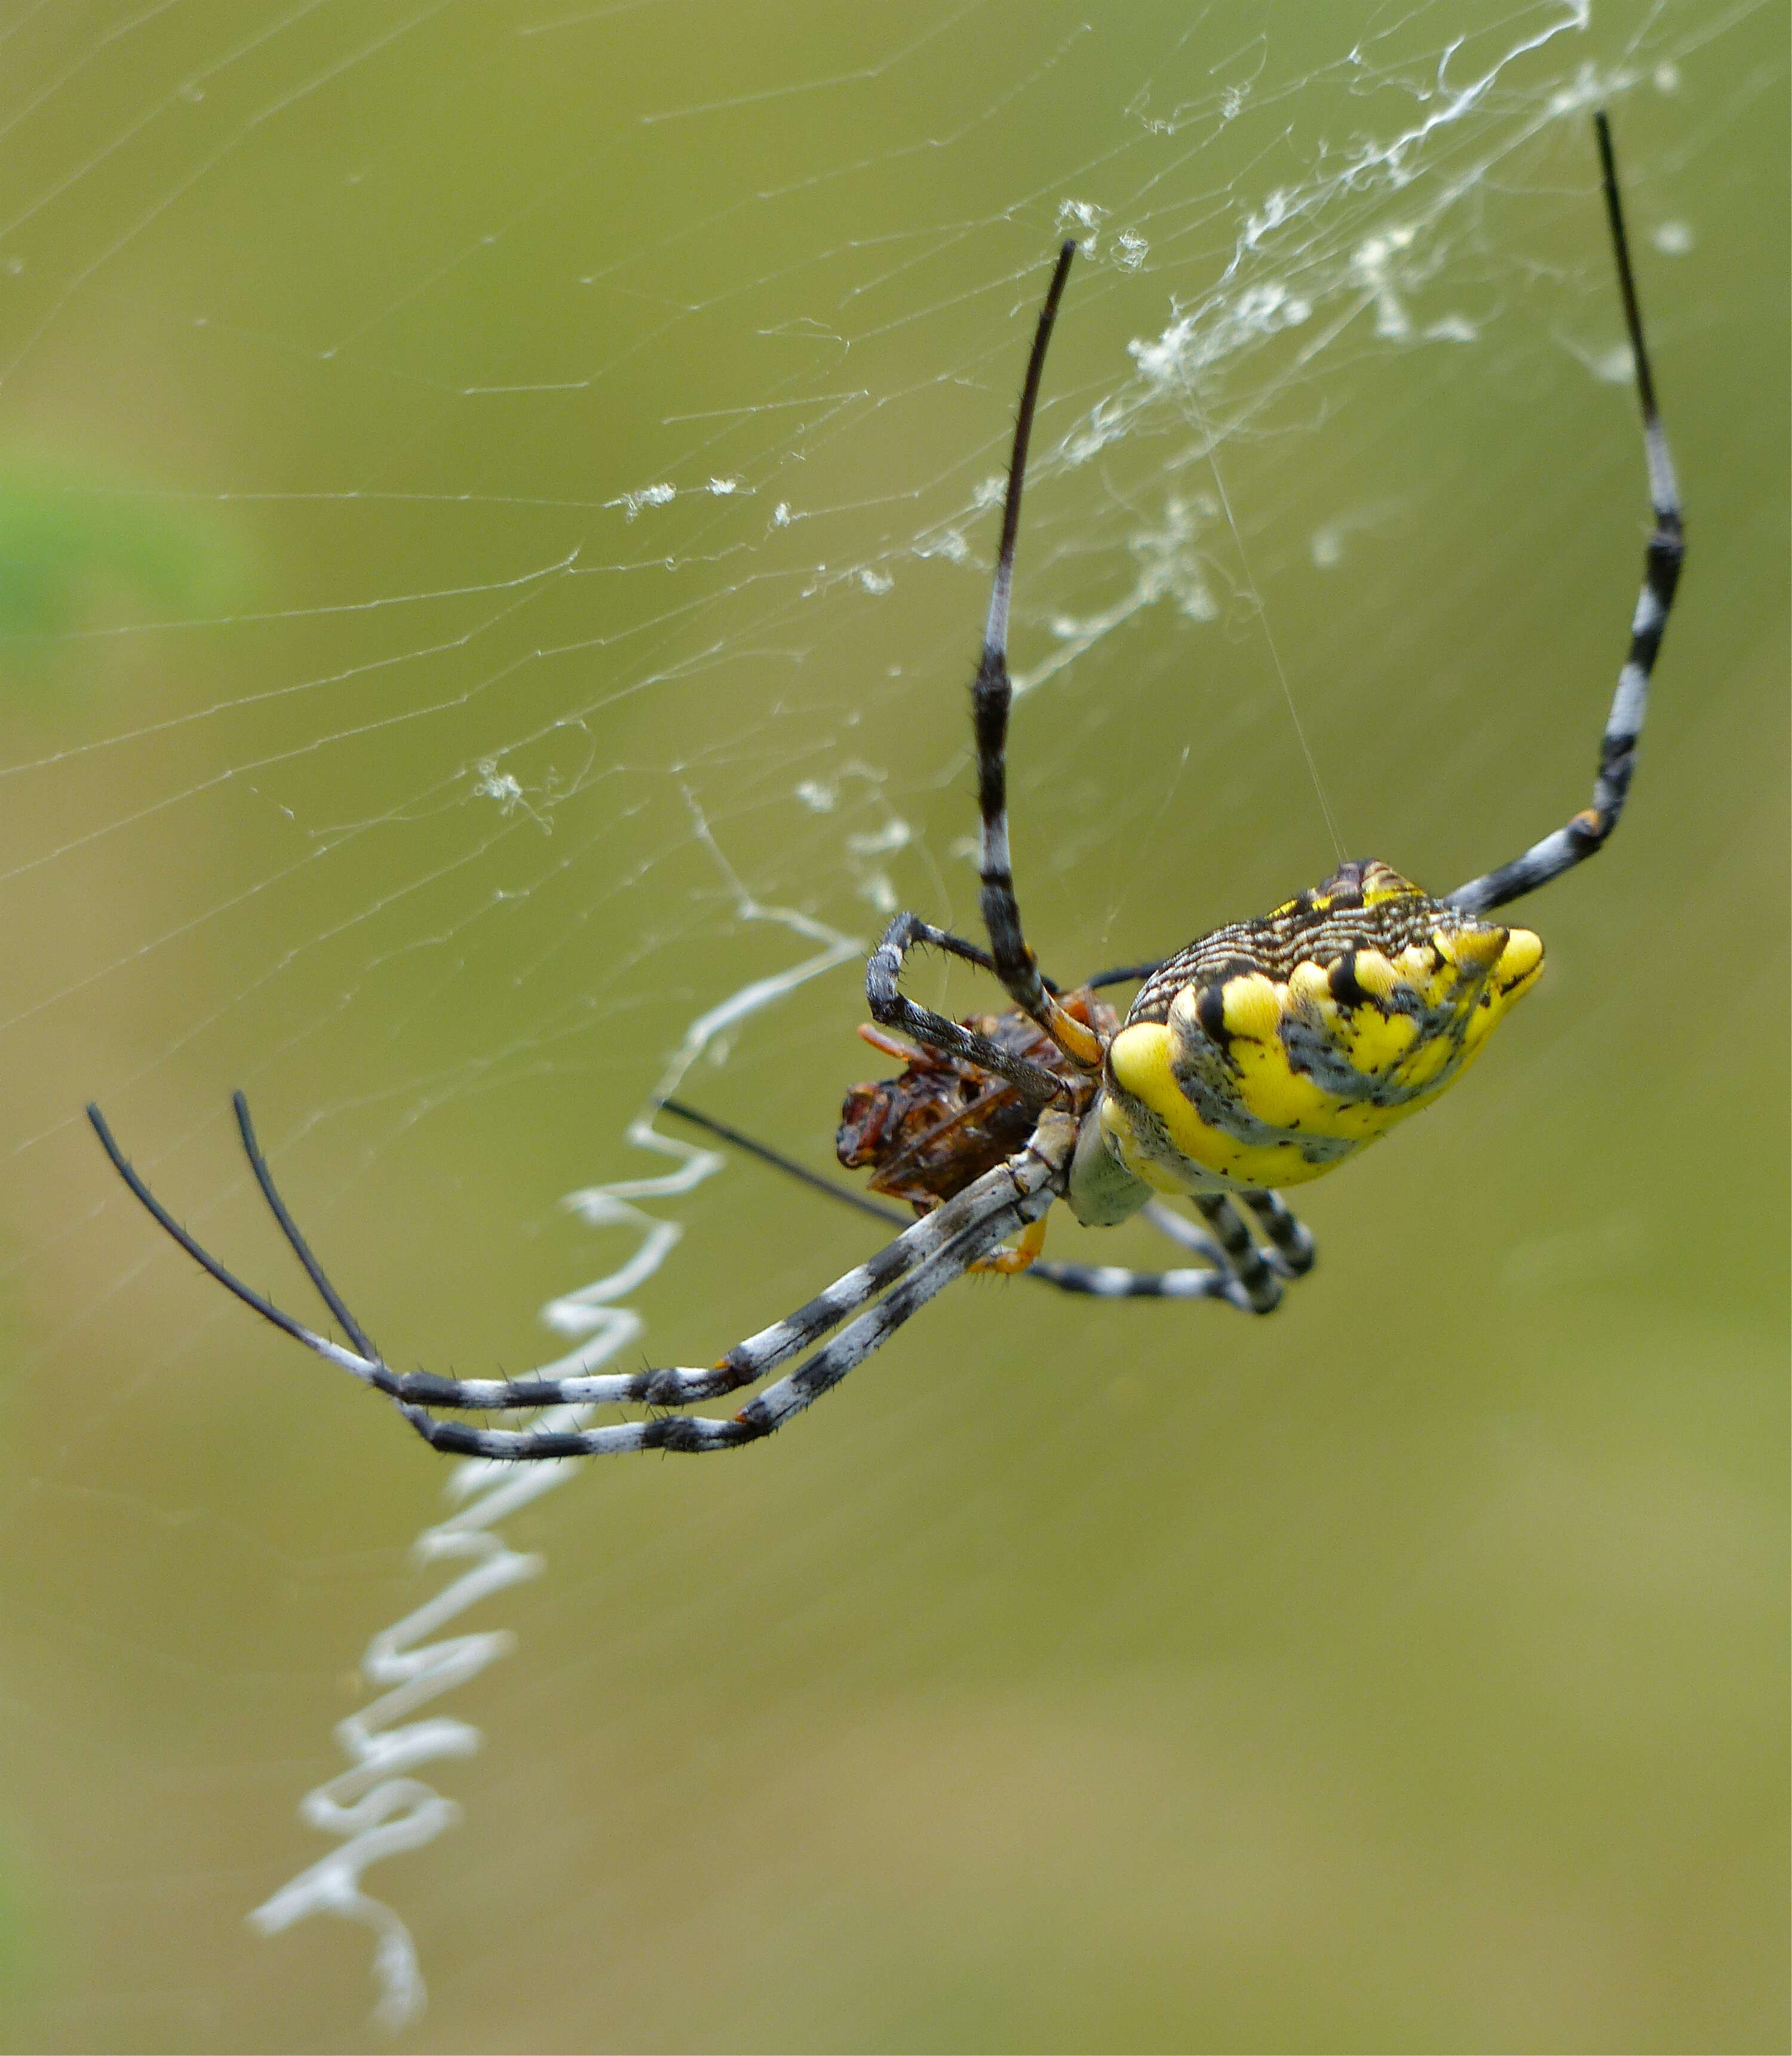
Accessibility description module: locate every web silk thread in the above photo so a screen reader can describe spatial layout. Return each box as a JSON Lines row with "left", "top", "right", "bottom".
{"left": 246, "top": 878, "right": 865, "bottom": 2030}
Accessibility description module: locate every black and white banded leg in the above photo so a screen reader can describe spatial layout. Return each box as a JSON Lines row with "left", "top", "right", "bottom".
{"left": 1025, "top": 1194, "right": 1239, "bottom": 1303}
{"left": 1188, "top": 1193, "right": 1288, "bottom": 1314}
{"left": 866, "top": 911, "right": 1066, "bottom": 1104}
{"left": 1009, "top": 1194, "right": 1314, "bottom": 1312}
{"left": 87, "top": 1093, "right": 1073, "bottom": 1460}
{"left": 964, "top": 241, "right": 1105, "bottom": 1075}
{"left": 861, "top": 244, "right": 1147, "bottom": 1101}
{"left": 1448, "top": 111, "right": 1684, "bottom": 916}
{"left": 658, "top": 1095, "right": 1317, "bottom": 1316}
{"left": 1239, "top": 1190, "right": 1317, "bottom": 1277}
{"left": 416, "top": 1174, "right": 1060, "bottom": 1460}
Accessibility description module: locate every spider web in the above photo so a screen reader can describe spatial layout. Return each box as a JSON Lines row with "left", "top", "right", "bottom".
{"left": 2, "top": 2, "right": 1785, "bottom": 2048}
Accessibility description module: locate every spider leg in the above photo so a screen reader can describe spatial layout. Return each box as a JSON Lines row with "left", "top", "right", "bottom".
{"left": 1238, "top": 1190, "right": 1317, "bottom": 1277}
{"left": 87, "top": 1100, "right": 381, "bottom": 1382}
{"left": 231, "top": 1091, "right": 379, "bottom": 1358}
{"left": 659, "top": 1098, "right": 902, "bottom": 1229}
{"left": 1135, "top": 1197, "right": 1232, "bottom": 1271}
{"left": 969, "top": 243, "right": 1104, "bottom": 1074}
{"left": 91, "top": 1096, "right": 1072, "bottom": 1435}
{"left": 659, "top": 1097, "right": 1318, "bottom": 1317}
{"left": 1023, "top": 1257, "right": 1242, "bottom": 1303}
{"left": 1189, "top": 1195, "right": 1288, "bottom": 1314}
{"left": 867, "top": 911, "right": 1066, "bottom": 1104}
{"left": 1171, "top": 1190, "right": 1315, "bottom": 1288}
{"left": 1447, "top": 111, "right": 1684, "bottom": 915}
{"left": 969, "top": 1212, "right": 1048, "bottom": 1274}
{"left": 1020, "top": 1193, "right": 1315, "bottom": 1310}
{"left": 1085, "top": 959, "right": 1165, "bottom": 992}
{"left": 881, "top": 920, "right": 1062, "bottom": 994}
{"left": 396, "top": 1144, "right": 1066, "bottom": 1460}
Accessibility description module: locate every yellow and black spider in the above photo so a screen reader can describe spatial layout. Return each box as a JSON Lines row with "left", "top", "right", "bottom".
{"left": 88, "top": 112, "right": 1681, "bottom": 1463}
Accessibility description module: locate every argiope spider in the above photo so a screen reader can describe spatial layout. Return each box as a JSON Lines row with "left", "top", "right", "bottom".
{"left": 89, "top": 113, "right": 1681, "bottom": 1466}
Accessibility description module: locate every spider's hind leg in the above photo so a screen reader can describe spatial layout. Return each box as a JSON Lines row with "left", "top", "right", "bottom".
{"left": 1143, "top": 1190, "right": 1316, "bottom": 1309}
{"left": 400, "top": 1143, "right": 1069, "bottom": 1461}
{"left": 86, "top": 1095, "right": 385, "bottom": 1380}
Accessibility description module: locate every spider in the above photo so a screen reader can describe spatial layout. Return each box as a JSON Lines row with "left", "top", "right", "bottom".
{"left": 89, "top": 113, "right": 1681, "bottom": 1466}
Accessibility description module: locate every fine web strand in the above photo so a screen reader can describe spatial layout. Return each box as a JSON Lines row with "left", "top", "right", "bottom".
{"left": 1198, "top": 403, "right": 1348, "bottom": 867}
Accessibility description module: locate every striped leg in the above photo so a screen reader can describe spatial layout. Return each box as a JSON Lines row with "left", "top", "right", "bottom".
{"left": 88, "top": 1093, "right": 1069, "bottom": 1457}
{"left": 1239, "top": 1190, "right": 1316, "bottom": 1276}
{"left": 389, "top": 1149, "right": 1049, "bottom": 1420}
{"left": 969, "top": 242, "right": 1103, "bottom": 1073}
{"left": 401, "top": 1164, "right": 1060, "bottom": 1460}
{"left": 1023, "top": 1193, "right": 1315, "bottom": 1311}
{"left": 1031, "top": 1195, "right": 1239, "bottom": 1303}
{"left": 1448, "top": 112, "right": 1684, "bottom": 915}
{"left": 867, "top": 911, "right": 1066, "bottom": 1104}
{"left": 659, "top": 1096, "right": 1318, "bottom": 1319}
{"left": 1190, "top": 1194, "right": 1285, "bottom": 1314}
{"left": 1024, "top": 1256, "right": 1242, "bottom": 1303}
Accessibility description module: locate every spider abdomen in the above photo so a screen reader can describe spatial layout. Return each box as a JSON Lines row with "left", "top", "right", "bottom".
{"left": 1097, "top": 861, "right": 1543, "bottom": 1195}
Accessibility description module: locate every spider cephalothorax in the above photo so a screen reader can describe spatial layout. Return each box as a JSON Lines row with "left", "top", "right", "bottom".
{"left": 88, "top": 113, "right": 1681, "bottom": 1462}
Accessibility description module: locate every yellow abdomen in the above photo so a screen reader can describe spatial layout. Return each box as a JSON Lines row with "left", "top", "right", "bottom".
{"left": 1099, "top": 863, "right": 1543, "bottom": 1195}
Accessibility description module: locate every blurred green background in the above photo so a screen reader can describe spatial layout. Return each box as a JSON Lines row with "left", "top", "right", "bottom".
{"left": 0, "top": 3, "right": 1784, "bottom": 2050}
